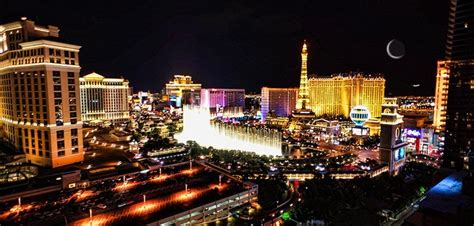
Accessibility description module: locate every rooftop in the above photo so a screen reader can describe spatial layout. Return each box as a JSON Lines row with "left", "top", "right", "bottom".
{"left": 420, "top": 171, "right": 473, "bottom": 215}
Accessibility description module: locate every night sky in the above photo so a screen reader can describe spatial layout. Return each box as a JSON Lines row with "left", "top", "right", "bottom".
{"left": 2, "top": 0, "right": 449, "bottom": 96}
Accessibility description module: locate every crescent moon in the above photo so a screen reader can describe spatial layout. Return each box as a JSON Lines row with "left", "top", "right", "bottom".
{"left": 386, "top": 40, "right": 403, "bottom": 59}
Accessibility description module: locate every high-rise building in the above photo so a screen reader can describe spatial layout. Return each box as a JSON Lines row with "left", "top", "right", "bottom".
{"left": 433, "top": 60, "right": 450, "bottom": 132}
{"left": 0, "top": 18, "right": 83, "bottom": 167}
{"left": 443, "top": 0, "right": 474, "bottom": 170}
{"left": 200, "top": 88, "right": 245, "bottom": 118}
{"left": 261, "top": 87, "right": 298, "bottom": 120}
{"left": 444, "top": 0, "right": 474, "bottom": 60}
{"left": 79, "top": 72, "right": 130, "bottom": 124}
{"left": 165, "top": 75, "right": 201, "bottom": 107}
{"left": 308, "top": 73, "right": 385, "bottom": 119}
{"left": 296, "top": 40, "right": 310, "bottom": 110}
{"left": 379, "top": 98, "right": 407, "bottom": 174}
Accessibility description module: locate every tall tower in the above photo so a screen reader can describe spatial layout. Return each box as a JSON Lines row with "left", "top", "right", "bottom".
{"left": 379, "top": 98, "right": 407, "bottom": 175}
{"left": 296, "top": 40, "right": 310, "bottom": 110}
{"left": 443, "top": 0, "right": 474, "bottom": 170}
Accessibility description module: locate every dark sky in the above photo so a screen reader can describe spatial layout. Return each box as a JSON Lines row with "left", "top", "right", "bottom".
{"left": 2, "top": 0, "right": 449, "bottom": 96}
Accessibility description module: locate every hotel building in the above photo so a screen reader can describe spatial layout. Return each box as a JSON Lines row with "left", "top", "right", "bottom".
{"left": 308, "top": 73, "right": 385, "bottom": 119}
{"left": 433, "top": 60, "right": 450, "bottom": 133}
{"left": 261, "top": 87, "right": 298, "bottom": 120}
{"left": 0, "top": 18, "right": 83, "bottom": 167}
{"left": 165, "top": 75, "right": 201, "bottom": 107}
{"left": 200, "top": 88, "right": 245, "bottom": 118}
{"left": 79, "top": 72, "right": 129, "bottom": 124}
{"left": 443, "top": 0, "right": 474, "bottom": 170}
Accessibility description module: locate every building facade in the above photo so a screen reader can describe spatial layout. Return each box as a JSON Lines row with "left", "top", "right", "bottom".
{"left": 433, "top": 60, "right": 450, "bottom": 132}
{"left": 261, "top": 87, "right": 298, "bottom": 120}
{"left": 200, "top": 88, "right": 245, "bottom": 118}
{"left": 165, "top": 75, "right": 201, "bottom": 107}
{"left": 308, "top": 73, "right": 385, "bottom": 119}
{"left": 0, "top": 19, "right": 84, "bottom": 167}
{"left": 443, "top": 0, "right": 474, "bottom": 170}
{"left": 79, "top": 72, "right": 129, "bottom": 124}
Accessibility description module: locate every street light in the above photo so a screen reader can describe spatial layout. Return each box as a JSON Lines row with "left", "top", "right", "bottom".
{"left": 89, "top": 208, "right": 93, "bottom": 226}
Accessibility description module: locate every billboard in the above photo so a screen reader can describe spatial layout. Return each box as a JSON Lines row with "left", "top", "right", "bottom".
{"left": 351, "top": 127, "right": 369, "bottom": 136}
{"left": 394, "top": 147, "right": 405, "bottom": 162}
{"left": 404, "top": 128, "right": 422, "bottom": 138}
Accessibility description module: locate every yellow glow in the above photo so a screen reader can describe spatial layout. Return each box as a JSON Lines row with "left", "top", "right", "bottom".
{"left": 308, "top": 75, "right": 385, "bottom": 118}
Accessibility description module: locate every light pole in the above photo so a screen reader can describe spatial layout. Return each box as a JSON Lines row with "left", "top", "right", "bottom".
{"left": 219, "top": 175, "right": 222, "bottom": 187}
{"left": 143, "top": 194, "right": 146, "bottom": 205}
{"left": 89, "top": 208, "right": 93, "bottom": 226}
{"left": 18, "top": 197, "right": 21, "bottom": 210}
{"left": 185, "top": 183, "right": 188, "bottom": 195}
{"left": 189, "top": 159, "right": 192, "bottom": 171}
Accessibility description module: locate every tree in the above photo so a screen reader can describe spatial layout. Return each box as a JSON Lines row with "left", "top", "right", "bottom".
{"left": 167, "top": 123, "right": 178, "bottom": 134}
{"left": 131, "top": 131, "right": 142, "bottom": 141}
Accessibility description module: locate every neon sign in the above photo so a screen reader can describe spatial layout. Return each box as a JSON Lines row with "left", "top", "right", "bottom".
{"left": 404, "top": 129, "right": 421, "bottom": 138}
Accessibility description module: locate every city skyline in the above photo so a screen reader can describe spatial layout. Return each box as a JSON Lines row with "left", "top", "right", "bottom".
{"left": 1, "top": 1, "right": 473, "bottom": 226}
{"left": 2, "top": 0, "right": 448, "bottom": 95}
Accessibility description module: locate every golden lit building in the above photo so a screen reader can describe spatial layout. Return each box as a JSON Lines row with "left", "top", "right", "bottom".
{"left": 0, "top": 18, "right": 84, "bottom": 167}
{"left": 433, "top": 60, "right": 450, "bottom": 132}
{"left": 165, "top": 75, "right": 201, "bottom": 106}
{"left": 79, "top": 72, "right": 130, "bottom": 124}
{"left": 308, "top": 73, "right": 385, "bottom": 119}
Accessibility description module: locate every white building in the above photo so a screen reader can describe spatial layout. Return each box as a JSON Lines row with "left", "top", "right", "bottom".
{"left": 80, "top": 73, "right": 129, "bottom": 124}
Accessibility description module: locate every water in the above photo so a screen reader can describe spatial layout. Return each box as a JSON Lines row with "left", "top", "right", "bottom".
{"left": 176, "top": 105, "right": 282, "bottom": 156}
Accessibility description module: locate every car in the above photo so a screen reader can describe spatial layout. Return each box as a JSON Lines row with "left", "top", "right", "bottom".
{"left": 117, "top": 200, "right": 134, "bottom": 208}
{"left": 97, "top": 204, "right": 107, "bottom": 209}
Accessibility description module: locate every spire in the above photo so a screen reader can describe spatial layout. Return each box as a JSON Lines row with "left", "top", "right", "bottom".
{"left": 296, "top": 39, "right": 310, "bottom": 110}
{"left": 302, "top": 39, "right": 308, "bottom": 54}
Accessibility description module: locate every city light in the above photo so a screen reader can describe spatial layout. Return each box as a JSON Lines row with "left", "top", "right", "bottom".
{"left": 176, "top": 105, "right": 282, "bottom": 156}
{"left": 0, "top": 3, "right": 466, "bottom": 226}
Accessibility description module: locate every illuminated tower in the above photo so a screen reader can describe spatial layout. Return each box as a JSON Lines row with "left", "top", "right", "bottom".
{"left": 443, "top": 0, "right": 474, "bottom": 170}
{"left": 296, "top": 40, "right": 310, "bottom": 110}
{"left": 379, "top": 98, "right": 407, "bottom": 175}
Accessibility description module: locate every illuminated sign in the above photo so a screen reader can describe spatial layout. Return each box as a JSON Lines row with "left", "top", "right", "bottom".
{"left": 349, "top": 105, "right": 371, "bottom": 126}
{"left": 394, "top": 147, "right": 405, "bottom": 161}
{"left": 404, "top": 129, "right": 421, "bottom": 138}
{"left": 351, "top": 127, "right": 369, "bottom": 136}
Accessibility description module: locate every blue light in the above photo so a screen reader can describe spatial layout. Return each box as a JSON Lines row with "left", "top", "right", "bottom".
{"left": 429, "top": 175, "right": 463, "bottom": 196}
{"left": 394, "top": 147, "right": 405, "bottom": 161}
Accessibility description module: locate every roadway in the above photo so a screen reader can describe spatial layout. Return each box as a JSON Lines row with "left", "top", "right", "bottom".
{"left": 0, "top": 164, "right": 229, "bottom": 226}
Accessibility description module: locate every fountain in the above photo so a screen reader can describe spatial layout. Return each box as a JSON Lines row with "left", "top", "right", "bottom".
{"left": 176, "top": 105, "right": 282, "bottom": 156}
